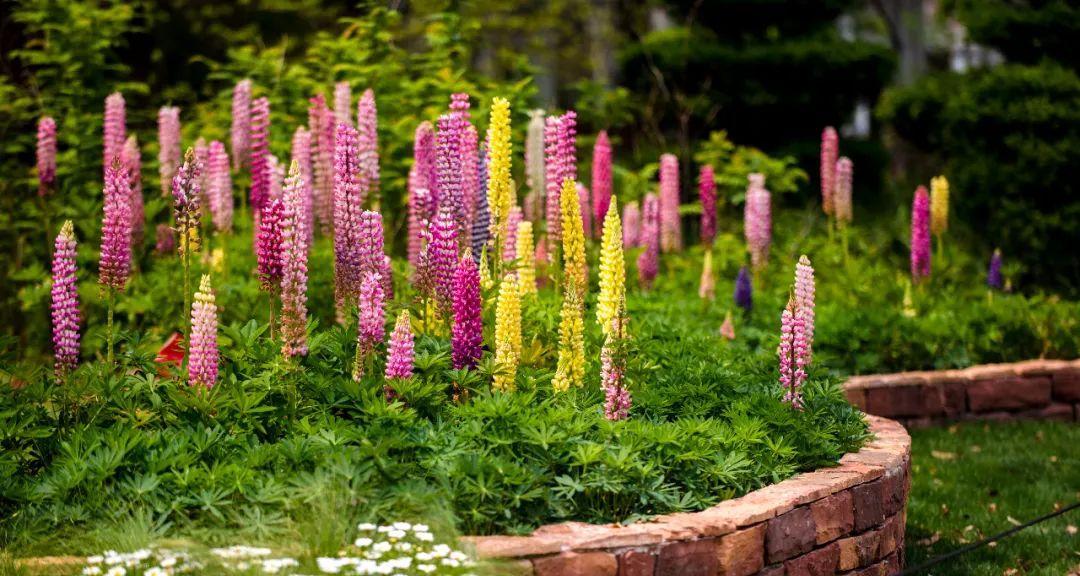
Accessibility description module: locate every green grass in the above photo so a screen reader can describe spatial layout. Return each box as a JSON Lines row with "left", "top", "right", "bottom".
{"left": 905, "top": 421, "right": 1080, "bottom": 575}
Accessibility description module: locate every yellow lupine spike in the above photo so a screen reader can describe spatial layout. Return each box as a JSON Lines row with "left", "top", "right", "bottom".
{"left": 560, "top": 178, "right": 587, "bottom": 297}
{"left": 930, "top": 175, "right": 949, "bottom": 236}
{"left": 552, "top": 284, "right": 585, "bottom": 392}
{"left": 486, "top": 97, "right": 513, "bottom": 256}
{"left": 516, "top": 221, "right": 536, "bottom": 296}
{"left": 596, "top": 197, "right": 625, "bottom": 335}
{"left": 493, "top": 273, "right": 521, "bottom": 391}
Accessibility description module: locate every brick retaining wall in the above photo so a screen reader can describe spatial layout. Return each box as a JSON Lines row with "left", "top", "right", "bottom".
{"left": 844, "top": 359, "right": 1080, "bottom": 428}
{"left": 463, "top": 416, "right": 910, "bottom": 576}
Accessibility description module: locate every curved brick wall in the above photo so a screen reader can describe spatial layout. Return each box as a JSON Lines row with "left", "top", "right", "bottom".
{"left": 462, "top": 416, "right": 910, "bottom": 576}
{"left": 844, "top": 359, "right": 1080, "bottom": 428}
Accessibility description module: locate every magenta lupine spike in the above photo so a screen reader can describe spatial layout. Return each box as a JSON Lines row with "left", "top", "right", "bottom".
{"left": 795, "top": 255, "right": 816, "bottom": 362}
{"left": 207, "top": 140, "right": 233, "bottom": 232}
{"left": 231, "top": 79, "right": 252, "bottom": 171}
{"left": 821, "top": 126, "right": 838, "bottom": 216}
{"left": 413, "top": 229, "right": 436, "bottom": 298}
{"left": 188, "top": 274, "right": 219, "bottom": 388}
{"left": 385, "top": 310, "right": 415, "bottom": 381}
{"left": 334, "top": 81, "right": 352, "bottom": 128}
{"left": 249, "top": 96, "right": 271, "bottom": 214}
{"left": 413, "top": 121, "right": 438, "bottom": 213}
{"left": 281, "top": 161, "right": 309, "bottom": 358}
{"left": 291, "top": 126, "right": 314, "bottom": 247}
{"left": 637, "top": 193, "right": 660, "bottom": 288}
{"left": 699, "top": 165, "right": 716, "bottom": 246}
{"left": 622, "top": 201, "right": 641, "bottom": 248}
{"left": 333, "top": 122, "right": 362, "bottom": 312}
{"left": 103, "top": 92, "right": 126, "bottom": 175}
{"left": 407, "top": 175, "right": 430, "bottom": 268}
{"left": 155, "top": 223, "right": 175, "bottom": 255}
{"left": 658, "top": 153, "right": 682, "bottom": 252}
{"left": 452, "top": 253, "right": 483, "bottom": 370}
{"left": 51, "top": 221, "right": 80, "bottom": 376}
{"left": 356, "top": 89, "right": 380, "bottom": 198}
{"left": 744, "top": 173, "right": 772, "bottom": 271}
{"left": 911, "top": 185, "right": 931, "bottom": 281}
{"left": 256, "top": 198, "right": 284, "bottom": 292}
{"left": 354, "top": 271, "right": 386, "bottom": 380}
{"left": 544, "top": 116, "right": 563, "bottom": 252}
{"left": 309, "top": 94, "right": 335, "bottom": 236}
{"left": 577, "top": 183, "right": 592, "bottom": 240}
{"left": 99, "top": 159, "right": 133, "bottom": 291}
{"left": 591, "top": 130, "right": 612, "bottom": 237}
{"left": 37, "top": 117, "right": 57, "bottom": 196}
{"left": 429, "top": 205, "right": 460, "bottom": 313}
{"left": 121, "top": 135, "right": 145, "bottom": 243}
{"left": 158, "top": 106, "right": 182, "bottom": 197}
{"left": 502, "top": 206, "right": 523, "bottom": 261}
{"left": 436, "top": 113, "right": 465, "bottom": 232}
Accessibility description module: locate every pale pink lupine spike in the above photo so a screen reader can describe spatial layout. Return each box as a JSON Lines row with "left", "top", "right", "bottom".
{"left": 334, "top": 81, "right": 352, "bottom": 128}
{"left": 821, "top": 126, "right": 838, "bottom": 217}
{"left": 207, "top": 140, "right": 233, "bottom": 232}
{"left": 231, "top": 79, "right": 252, "bottom": 171}
{"left": 103, "top": 92, "right": 126, "bottom": 176}
{"left": 658, "top": 153, "right": 681, "bottom": 252}
{"left": 158, "top": 106, "right": 182, "bottom": 197}
{"left": 356, "top": 89, "right": 380, "bottom": 199}
{"left": 37, "top": 117, "right": 57, "bottom": 196}
{"left": 280, "top": 161, "right": 310, "bottom": 357}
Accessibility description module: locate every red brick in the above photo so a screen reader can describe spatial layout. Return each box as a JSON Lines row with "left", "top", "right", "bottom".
{"left": 881, "top": 551, "right": 901, "bottom": 575}
{"left": 942, "top": 381, "right": 967, "bottom": 415}
{"left": 463, "top": 535, "right": 562, "bottom": 558}
{"left": 967, "top": 376, "right": 1051, "bottom": 412}
{"left": 617, "top": 550, "right": 655, "bottom": 576}
{"left": 849, "top": 562, "right": 886, "bottom": 576}
{"left": 877, "top": 515, "right": 902, "bottom": 558}
{"left": 882, "top": 469, "right": 906, "bottom": 517}
{"left": 655, "top": 539, "right": 718, "bottom": 576}
{"left": 1052, "top": 368, "right": 1080, "bottom": 402}
{"left": 810, "top": 491, "right": 854, "bottom": 544}
{"left": 759, "top": 565, "right": 786, "bottom": 576}
{"left": 845, "top": 386, "right": 868, "bottom": 410}
{"left": 767, "top": 506, "right": 816, "bottom": 563}
{"left": 785, "top": 543, "right": 839, "bottom": 576}
{"left": 865, "top": 385, "right": 926, "bottom": 418}
{"left": 836, "top": 527, "right": 882, "bottom": 571}
{"left": 851, "top": 479, "right": 886, "bottom": 532}
{"left": 533, "top": 552, "right": 617, "bottom": 576}
{"left": 1023, "top": 402, "right": 1075, "bottom": 421}
{"left": 717, "top": 523, "right": 765, "bottom": 576}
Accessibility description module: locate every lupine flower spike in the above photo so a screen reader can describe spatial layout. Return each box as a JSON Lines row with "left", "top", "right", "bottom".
{"left": 744, "top": 173, "right": 771, "bottom": 272}
{"left": 502, "top": 206, "right": 522, "bottom": 262}
{"left": 333, "top": 122, "right": 362, "bottom": 316}
{"left": 357, "top": 89, "right": 380, "bottom": 201}
{"left": 158, "top": 106, "right": 182, "bottom": 196}
{"left": 51, "top": 221, "right": 80, "bottom": 376}
{"left": 354, "top": 272, "right": 386, "bottom": 381}
{"left": 622, "top": 201, "right": 641, "bottom": 248}
{"left": 561, "top": 178, "right": 588, "bottom": 297}
{"left": 597, "top": 197, "right": 624, "bottom": 334}
{"left": 734, "top": 266, "right": 753, "bottom": 313}
{"left": 720, "top": 311, "right": 736, "bottom": 341}
{"left": 280, "top": 161, "right": 309, "bottom": 358}
{"left": 452, "top": 252, "right": 483, "bottom": 370}
{"left": 577, "top": 183, "right": 592, "bottom": 240}
{"left": 794, "top": 255, "right": 815, "bottom": 361}
{"left": 249, "top": 97, "right": 271, "bottom": 215}
{"left": 189, "top": 274, "right": 219, "bottom": 388}
{"left": 778, "top": 257, "right": 815, "bottom": 408}
{"left": 601, "top": 301, "right": 631, "bottom": 420}
{"left": 493, "top": 273, "right": 522, "bottom": 391}
{"left": 334, "top": 82, "right": 352, "bottom": 128}
{"left": 100, "top": 159, "right": 134, "bottom": 292}
{"left": 834, "top": 157, "right": 853, "bottom": 226}
{"left": 207, "top": 141, "right": 233, "bottom": 232}
{"left": 987, "top": 249, "right": 1003, "bottom": 291}
{"left": 544, "top": 115, "right": 563, "bottom": 256}
{"left": 430, "top": 205, "right": 460, "bottom": 314}
{"left": 930, "top": 175, "right": 949, "bottom": 237}
{"left": 230, "top": 79, "right": 252, "bottom": 170}
{"left": 37, "top": 117, "right": 57, "bottom": 196}
{"left": 820, "top": 127, "right": 838, "bottom": 218}
{"left": 470, "top": 146, "right": 491, "bottom": 263}
{"left": 699, "top": 165, "right": 716, "bottom": 247}
{"left": 384, "top": 310, "right": 415, "bottom": 399}
{"left": 592, "top": 130, "right": 613, "bottom": 237}
{"left": 173, "top": 148, "right": 203, "bottom": 260}
{"left": 103, "top": 92, "right": 126, "bottom": 175}
{"left": 486, "top": 98, "right": 513, "bottom": 262}
{"left": 552, "top": 284, "right": 585, "bottom": 393}
{"left": 524, "top": 110, "right": 546, "bottom": 221}
{"left": 515, "top": 221, "right": 537, "bottom": 295}
{"left": 637, "top": 193, "right": 660, "bottom": 289}
{"left": 910, "top": 186, "right": 931, "bottom": 282}
{"left": 659, "top": 153, "right": 681, "bottom": 252}
{"left": 309, "top": 94, "right": 335, "bottom": 235}
{"left": 122, "top": 135, "right": 144, "bottom": 243}
{"left": 699, "top": 249, "right": 715, "bottom": 301}
{"left": 155, "top": 223, "right": 175, "bottom": 255}
{"left": 290, "top": 127, "right": 314, "bottom": 246}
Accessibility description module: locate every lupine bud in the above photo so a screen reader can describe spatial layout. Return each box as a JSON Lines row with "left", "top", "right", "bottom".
{"left": 744, "top": 173, "right": 771, "bottom": 271}
{"left": 385, "top": 310, "right": 415, "bottom": 383}
{"left": 592, "top": 130, "right": 613, "bottom": 237}
{"left": 354, "top": 271, "right": 386, "bottom": 381}
{"left": 309, "top": 94, "right": 335, "bottom": 235}
{"left": 515, "top": 221, "right": 536, "bottom": 295}
{"left": 290, "top": 127, "right": 313, "bottom": 244}
{"left": 525, "top": 109, "right": 546, "bottom": 221}
{"left": 699, "top": 165, "right": 716, "bottom": 246}
{"left": 987, "top": 249, "right": 1003, "bottom": 290}
{"left": 189, "top": 274, "right": 219, "bottom": 388}
{"left": 51, "top": 221, "right": 80, "bottom": 376}
{"left": 561, "top": 178, "right": 588, "bottom": 297}
{"left": 502, "top": 206, "right": 522, "bottom": 262}
{"left": 413, "top": 121, "right": 438, "bottom": 213}
{"left": 334, "top": 81, "right": 352, "bottom": 128}
{"left": 37, "top": 117, "right": 57, "bottom": 196}
{"left": 231, "top": 79, "right": 252, "bottom": 170}
{"left": 795, "top": 255, "right": 815, "bottom": 361}
{"left": 100, "top": 159, "right": 133, "bottom": 291}
{"left": 699, "top": 249, "right": 715, "bottom": 300}
{"left": 544, "top": 115, "right": 562, "bottom": 253}
{"left": 552, "top": 284, "right": 585, "bottom": 393}
{"left": 103, "top": 92, "right": 126, "bottom": 174}
{"left": 601, "top": 303, "right": 630, "bottom": 420}
{"left": 834, "top": 157, "right": 853, "bottom": 226}
{"left": 158, "top": 106, "right": 182, "bottom": 196}
{"left": 821, "top": 126, "right": 838, "bottom": 216}
{"left": 911, "top": 186, "right": 931, "bottom": 281}
{"left": 249, "top": 97, "right": 271, "bottom": 214}
{"left": 577, "top": 183, "right": 592, "bottom": 240}
{"left": 597, "top": 198, "right": 624, "bottom": 334}
{"left": 452, "top": 253, "right": 483, "bottom": 370}
{"left": 357, "top": 89, "right": 380, "bottom": 198}
{"left": 280, "top": 161, "right": 309, "bottom": 358}
{"left": 659, "top": 153, "right": 681, "bottom": 252}
{"left": 256, "top": 198, "right": 283, "bottom": 292}
{"left": 637, "top": 193, "right": 660, "bottom": 289}
{"left": 734, "top": 266, "right": 752, "bottom": 313}
{"left": 121, "top": 135, "right": 144, "bottom": 243}
{"left": 333, "top": 122, "right": 362, "bottom": 312}
{"left": 486, "top": 98, "right": 513, "bottom": 254}
{"left": 930, "top": 175, "right": 949, "bottom": 236}
{"left": 622, "top": 201, "right": 641, "bottom": 248}
{"left": 470, "top": 145, "right": 491, "bottom": 263}
{"left": 430, "top": 205, "right": 459, "bottom": 314}
{"left": 493, "top": 273, "right": 521, "bottom": 391}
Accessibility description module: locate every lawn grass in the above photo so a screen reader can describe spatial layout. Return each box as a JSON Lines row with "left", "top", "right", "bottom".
{"left": 905, "top": 420, "right": 1080, "bottom": 575}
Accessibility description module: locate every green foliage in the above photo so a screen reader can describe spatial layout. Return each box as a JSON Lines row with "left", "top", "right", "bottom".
{"left": 693, "top": 131, "right": 808, "bottom": 205}
{"left": 947, "top": 0, "right": 1080, "bottom": 71}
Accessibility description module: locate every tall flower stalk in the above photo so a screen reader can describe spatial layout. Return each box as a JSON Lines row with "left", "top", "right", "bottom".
{"left": 502, "top": 206, "right": 522, "bottom": 262}
{"left": 658, "top": 153, "right": 681, "bottom": 252}
{"left": 820, "top": 126, "right": 838, "bottom": 219}
{"left": 103, "top": 92, "right": 126, "bottom": 175}
{"left": 637, "top": 193, "right": 659, "bottom": 289}
{"left": 309, "top": 94, "right": 335, "bottom": 235}
{"left": 100, "top": 159, "right": 133, "bottom": 365}
{"left": 622, "top": 201, "right": 640, "bottom": 248}
{"left": 333, "top": 122, "right": 362, "bottom": 317}
{"left": 280, "top": 161, "right": 309, "bottom": 358}
{"left": 173, "top": 149, "right": 203, "bottom": 350}
{"left": 577, "top": 183, "right": 592, "bottom": 241}
{"left": 470, "top": 147, "right": 491, "bottom": 263}
{"left": 207, "top": 141, "right": 233, "bottom": 233}
{"left": 911, "top": 185, "right": 931, "bottom": 282}
{"left": 930, "top": 175, "right": 949, "bottom": 260}
{"left": 778, "top": 256, "right": 815, "bottom": 408}
{"left": 493, "top": 273, "right": 521, "bottom": 391}
{"left": 597, "top": 197, "right": 624, "bottom": 335}
{"left": 544, "top": 115, "right": 563, "bottom": 257}
{"left": 354, "top": 272, "right": 386, "bottom": 381}
{"left": 230, "top": 79, "right": 252, "bottom": 171}
{"left": 122, "top": 136, "right": 144, "bottom": 245}
{"left": 249, "top": 97, "right": 271, "bottom": 215}
{"left": 601, "top": 301, "right": 630, "bottom": 421}
{"left": 430, "top": 205, "right": 460, "bottom": 315}
{"left": 256, "top": 199, "right": 284, "bottom": 336}
{"left": 524, "top": 110, "right": 546, "bottom": 222}
{"left": 357, "top": 89, "right": 380, "bottom": 204}
{"left": 51, "top": 221, "right": 80, "bottom": 377}
{"left": 552, "top": 284, "right": 585, "bottom": 392}
{"left": 591, "top": 130, "right": 613, "bottom": 237}
{"left": 384, "top": 310, "right": 415, "bottom": 398}
{"left": 486, "top": 97, "right": 513, "bottom": 270}
{"left": 158, "top": 106, "right": 182, "bottom": 197}
{"left": 452, "top": 253, "right": 483, "bottom": 370}
{"left": 515, "top": 221, "right": 536, "bottom": 296}
{"left": 561, "top": 178, "right": 587, "bottom": 297}
{"left": 334, "top": 82, "right": 352, "bottom": 127}
{"left": 189, "top": 274, "right": 219, "bottom": 388}
{"left": 37, "top": 116, "right": 57, "bottom": 196}
{"left": 744, "top": 173, "right": 772, "bottom": 273}
{"left": 987, "top": 249, "right": 1003, "bottom": 291}
{"left": 795, "top": 255, "right": 815, "bottom": 361}
{"left": 734, "top": 266, "right": 753, "bottom": 313}
{"left": 699, "top": 165, "right": 716, "bottom": 247}
{"left": 291, "top": 127, "right": 314, "bottom": 247}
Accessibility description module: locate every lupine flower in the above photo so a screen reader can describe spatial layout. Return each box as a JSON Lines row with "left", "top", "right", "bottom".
{"left": 744, "top": 173, "right": 772, "bottom": 271}
{"left": 561, "top": 178, "right": 588, "bottom": 297}
{"left": 492, "top": 273, "right": 521, "bottom": 391}
{"left": 268, "top": 154, "right": 285, "bottom": 202}
{"left": 577, "top": 183, "right": 592, "bottom": 240}
{"left": 381, "top": 254, "right": 394, "bottom": 301}
{"left": 437, "top": 111, "right": 465, "bottom": 232}
{"left": 207, "top": 141, "right": 233, "bottom": 232}
{"left": 592, "top": 130, "right": 613, "bottom": 237}
{"left": 535, "top": 236, "right": 549, "bottom": 289}
{"left": 821, "top": 126, "right": 838, "bottom": 216}
{"left": 51, "top": 221, "right": 80, "bottom": 376}
{"left": 290, "top": 127, "right": 313, "bottom": 244}
{"left": 778, "top": 291, "right": 811, "bottom": 410}
{"left": 256, "top": 198, "right": 284, "bottom": 292}
{"left": 622, "top": 201, "right": 641, "bottom": 248}
{"left": 429, "top": 205, "right": 459, "bottom": 314}
{"left": 249, "top": 96, "right": 271, "bottom": 214}
{"left": 333, "top": 122, "right": 362, "bottom": 312}
{"left": 407, "top": 184, "right": 430, "bottom": 268}
{"left": 334, "top": 81, "right": 352, "bottom": 127}
{"left": 515, "top": 221, "right": 536, "bottom": 295}
{"left": 699, "top": 165, "right": 716, "bottom": 246}
{"left": 834, "top": 157, "right": 853, "bottom": 226}
{"left": 601, "top": 303, "right": 630, "bottom": 420}
{"left": 100, "top": 159, "right": 133, "bottom": 291}
{"left": 462, "top": 122, "right": 480, "bottom": 229}
{"left": 930, "top": 175, "right": 949, "bottom": 236}
{"left": 524, "top": 109, "right": 546, "bottom": 222}
{"left": 309, "top": 94, "right": 335, "bottom": 235}
{"left": 451, "top": 253, "right": 483, "bottom": 370}
{"left": 544, "top": 115, "right": 562, "bottom": 254}
{"left": 173, "top": 148, "right": 204, "bottom": 257}
{"left": 659, "top": 153, "right": 681, "bottom": 252}
{"left": 486, "top": 98, "right": 513, "bottom": 255}
{"left": 385, "top": 310, "right": 415, "bottom": 385}
{"left": 37, "top": 116, "right": 57, "bottom": 196}
{"left": 552, "top": 284, "right": 585, "bottom": 392}
{"left": 354, "top": 271, "right": 386, "bottom": 381}
{"left": 103, "top": 92, "right": 126, "bottom": 175}
{"left": 413, "top": 121, "right": 438, "bottom": 212}
{"left": 280, "top": 161, "right": 309, "bottom": 358}
{"left": 470, "top": 146, "right": 491, "bottom": 263}
{"left": 597, "top": 198, "right": 624, "bottom": 334}
{"left": 189, "top": 274, "right": 219, "bottom": 388}
{"left": 155, "top": 223, "right": 175, "bottom": 255}
{"left": 699, "top": 249, "right": 715, "bottom": 300}
{"left": 158, "top": 106, "right": 182, "bottom": 196}
{"left": 987, "top": 249, "right": 1004, "bottom": 290}
{"left": 502, "top": 206, "right": 522, "bottom": 262}
{"left": 557, "top": 111, "right": 577, "bottom": 184}
{"left": 357, "top": 89, "right": 380, "bottom": 198}
{"left": 121, "top": 135, "right": 144, "bottom": 243}
{"left": 637, "top": 193, "right": 660, "bottom": 288}
{"left": 911, "top": 185, "right": 931, "bottom": 281}
{"left": 194, "top": 138, "right": 210, "bottom": 210}
{"left": 231, "top": 79, "right": 252, "bottom": 170}
{"left": 795, "top": 255, "right": 815, "bottom": 361}
{"left": 734, "top": 266, "right": 752, "bottom": 313}
{"left": 414, "top": 230, "right": 436, "bottom": 300}
{"left": 357, "top": 211, "right": 387, "bottom": 294}
{"left": 720, "top": 310, "right": 735, "bottom": 341}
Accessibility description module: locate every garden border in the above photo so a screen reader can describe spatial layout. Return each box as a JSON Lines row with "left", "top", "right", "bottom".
{"left": 843, "top": 359, "right": 1080, "bottom": 428}
{"left": 462, "top": 415, "right": 910, "bottom": 576}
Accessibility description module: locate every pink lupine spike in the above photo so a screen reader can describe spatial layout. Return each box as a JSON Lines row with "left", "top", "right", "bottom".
{"left": 911, "top": 185, "right": 931, "bottom": 281}
{"left": 744, "top": 173, "right": 772, "bottom": 271}
{"left": 658, "top": 153, "right": 681, "bottom": 252}
{"left": 334, "top": 82, "right": 352, "bottom": 128}
{"left": 622, "top": 201, "right": 641, "bottom": 248}
{"left": 51, "top": 221, "right": 80, "bottom": 376}
{"left": 309, "top": 93, "right": 335, "bottom": 236}
{"left": 502, "top": 206, "right": 523, "bottom": 262}
{"left": 795, "top": 255, "right": 815, "bottom": 361}
{"left": 99, "top": 158, "right": 133, "bottom": 291}
{"left": 256, "top": 198, "right": 284, "bottom": 292}
{"left": 592, "top": 130, "right": 612, "bottom": 237}
{"left": 637, "top": 193, "right": 660, "bottom": 288}
{"left": 385, "top": 310, "right": 415, "bottom": 381}
{"left": 577, "top": 183, "right": 592, "bottom": 240}
{"left": 356, "top": 88, "right": 380, "bottom": 198}
{"left": 249, "top": 96, "right": 271, "bottom": 214}
{"left": 452, "top": 252, "right": 483, "bottom": 370}
{"left": 207, "top": 140, "right": 233, "bottom": 232}
{"left": 821, "top": 126, "right": 838, "bottom": 216}
{"left": 699, "top": 165, "right": 716, "bottom": 246}
{"left": 413, "top": 121, "right": 438, "bottom": 214}
{"left": 461, "top": 123, "right": 480, "bottom": 230}
{"left": 358, "top": 210, "right": 387, "bottom": 286}
{"left": 429, "top": 205, "right": 459, "bottom": 314}
{"left": 778, "top": 257, "right": 815, "bottom": 408}
{"left": 158, "top": 106, "right": 182, "bottom": 197}
{"left": 436, "top": 113, "right": 465, "bottom": 232}
{"left": 121, "top": 135, "right": 145, "bottom": 243}
{"left": 332, "top": 122, "right": 362, "bottom": 313}
{"left": 291, "top": 126, "right": 314, "bottom": 247}
{"left": 544, "top": 115, "right": 562, "bottom": 253}
{"left": 353, "top": 271, "right": 386, "bottom": 381}
{"left": 231, "top": 79, "right": 252, "bottom": 171}
{"left": 103, "top": 92, "right": 126, "bottom": 175}
{"left": 280, "top": 161, "right": 309, "bottom": 358}
{"left": 188, "top": 274, "right": 219, "bottom": 388}
{"left": 37, "top": 117, "right": 57, "bottom": 196}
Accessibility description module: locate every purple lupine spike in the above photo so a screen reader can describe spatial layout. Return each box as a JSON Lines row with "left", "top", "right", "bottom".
{"left": 358, "top": 210, "right": 386, "bottom": 284}
{"left": 158, "top": 106, "right": 182, "bottom": 197}
{"left": 821, "top": 126, "right": 838, "bottom": 217}
{"left": 333, "top": 122, "right": 362, "bottom": 312}
{"left": 911, "top": 185, "right": 931, "bottom": 281}
{"left": 734, "top": 266, "right": 753, "bottom": 313}
{"left": 290, "top": 126, "right": 314, "bottom": 247}
{"left": 622, "top": 201, "right": 641, "bottom": 248}
{"left": 194, "top": 138, "right": 210, "bottom": 213}
{"left": 356, "top": 89, "right": 379, "bottom": 198}
{"left": 334, "top": 81, "right": 352, "bottom": 127}
{"left": 558, "top": 111, "right": 578, "bottom": 183}
{"left": 659, "top": 153, "right": 681, "bottom": 252}
{"left": 591, "top": 130, "right": 612, "bottom": 237}
{"left": 172, "top": 148, "right": 203, "bottom": 248}
{"left": 461, "top": 123, "right": 480, "bottom": 230}
{"left": 544, "top": 115, "right": 562, "bottom": 253}
{"left": 309, "top": 94, "right": 335, "bottom": 236}
{"left": 155, "top": 223, "right": 175, "bottom": 255}
{"left": 280, "top": 161, "right": 309, "bottom": 357}
{"left": 436, "top": 113, "right": 465, "bottom": 232}
{"left": 744, "top": 173, "right": 772, "bottom": 271}
{"left": 207, "top": 140, "right": 233, "bottom": 232}
{"left": 385, "top": 310, "right": 415, "bottom": 382}
{"left": 99, "top": 158, "right": 133, "bottom": 291}
{"left": 103, "top": 92, "right": 126, "bottom": 175}
{"left": 256, "top": 198, "right": 284, "bottom": 292}
{"left": 452, "top": 252, "right": 483, "bottom": 370}
{"left": 407, "top": 179, "right": 429, "bottom": 268}
{"left": 381, "top": 254, "right": 394, "bottom": 301}
{"left": 188, "top": 274, "right": 219, "bottom": 388}
{"left": 51, "top": 221, "right": 80, "bottom": 376}
{"left": 249, "top": 96, "right": 271, "bottom": 215}
{"left": 502, "top": 206, "right": 523, "bottom": 261}
{"left": 413, "top": 229, "right": 436, "bottom": 299}
{"left": 231, "top": 79, "right": 252, "bottom": 171}
{"left": 637, "top": 193, "right": 660, "bottom": 288}
{"left": 429, "top": 205, "right": 459, "bottom": 313}
{"left": 795, "top": 255, "right": 815, "bottom": 361}
{"left": 121, "top": 135, "right": 144, "bottom": 243}
{"left": 699, "top": 165, "right": 716, "bottom": 246}
{"left": 354, "top": 271, "right": 386, "bottom": 381}
{"left": 987, "top": 249, "right": 1003, "bottom": 290}
{"left": 577, "top": 183, "right": 592, "bottom": 240}
{"left": 413, "top": 121, "right": 438, "bottom": 213}
{"left": 37, "top": 117, "right": 57, "bottom": 196}
{"left": 471, "top": 141, "right": 491, "bottom": 263}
